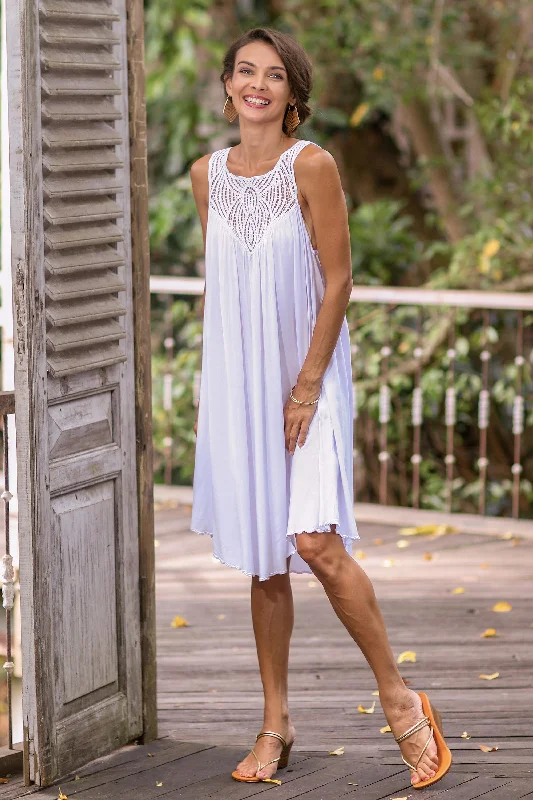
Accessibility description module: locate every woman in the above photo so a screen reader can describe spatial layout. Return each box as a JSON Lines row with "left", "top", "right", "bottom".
{"left": 189, "top": 26, "right": 452, "bottom": 790}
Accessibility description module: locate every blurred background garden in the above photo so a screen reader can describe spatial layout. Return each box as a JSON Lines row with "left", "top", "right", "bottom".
{"left": 147, "top": 0, "right": 533, "bottom": 517}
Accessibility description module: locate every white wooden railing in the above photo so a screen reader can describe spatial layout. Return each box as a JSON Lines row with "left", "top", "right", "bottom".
{"left": 150, "top": 276, "right": 533, "bottom": 521}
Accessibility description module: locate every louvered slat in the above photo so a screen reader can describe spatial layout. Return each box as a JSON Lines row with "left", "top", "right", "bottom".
{"left": 40, "top": 22, "right": 121, "bottom": 46}
{"left": 42, "top": 99, "right": 122, "bottom": 122}
{"left": 43, "top": 149, "right": 122, "bottom": 172}
{"left": 41, "top": 48, "right": 121, "bottom": 70}
{"left": 44, "top": 175, "right": 123, "bottom": 199}
{"left": 47, "top": 344, "right": 127, "bottom": 378}
{"left": 44, "top": 222, "right": 123, "bottom": 249}
{"left": 46, "top": 296, "right": 126, "bottom": 327}
{"left": 45, "top": 246, "right": 125, "bottom": 275}
{"left": 43, "top": 123, "right": 122, "bottom": 148}
{"left": 44, "top": 197, "right": 122, "bottom": 225}
{"left": 40, "top": 0, "right": 121, "bottom": 21}
{"left": 46, "top": 270, "right": 125, "bottom": 302}
{"left": 47, "top": 319, "right": 126, "bottom": 351}
{"left": 42, "top": 74, "right": 121, "bottom": 96}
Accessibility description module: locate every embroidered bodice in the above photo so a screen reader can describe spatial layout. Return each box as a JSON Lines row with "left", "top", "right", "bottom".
{"left": 208, "top": 139, "right": 311, "bottom": 254}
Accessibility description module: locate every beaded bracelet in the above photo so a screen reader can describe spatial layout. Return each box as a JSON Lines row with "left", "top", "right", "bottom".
{"left": 289, "top": 386, "right": 321, "bottom": 406}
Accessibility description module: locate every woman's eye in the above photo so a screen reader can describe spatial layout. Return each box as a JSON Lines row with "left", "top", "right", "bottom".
{"left": 239, "top": 68, "right": 283, "bottom": 79}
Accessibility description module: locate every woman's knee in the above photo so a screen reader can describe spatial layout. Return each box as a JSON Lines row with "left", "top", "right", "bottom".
{"left": 295, "top": 530, "right": 339, "bottom": 570}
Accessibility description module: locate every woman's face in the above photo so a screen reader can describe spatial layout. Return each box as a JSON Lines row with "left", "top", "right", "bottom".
{"left": 225, "top": 41, "right": 295, "bottom": 130}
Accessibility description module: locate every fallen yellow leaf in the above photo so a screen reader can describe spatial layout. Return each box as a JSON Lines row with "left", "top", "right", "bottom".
{"left": 156, "top": 781, "right": 163, "bottom": 787}
{"left": 399, "top": 524, "right": 458, "bottom": 537}
{"left": 397, "top": 650, "right": 416, "bottom": 664}
{"left": 452, "top": 587, "right": 465, "bottom": 594}
{"left": 358, "top": 701, "right": 376, "bottom": 714}
{"left": 171, "top": 615, "right": 189, "bottom": 628}
{"left": 147, "top": 752, "right": 154, "bottom": 757}
{"left": 383, "top": 559, "right": 395, "bottom": 567}
{"left": 481, "top": 628, "right": 498, "bottom": 638}
{"left": 493, "top": 601, "right": 512, "bottom": 612}
{"left": 0, "top": 778, "right": 8, "bottom": 784}
{"left": 479, "top": 744, "right": 499, "bottom": 752}
{"left": 479, "top": 672, "right": 499, "bottom": 680}
{"left": 374, "top": 538, "right": 384, "bottom": 545}
{"left": 380, "top": 724, "right": 392, "bottom": 733}
{"left": 391, "top": 797, "right": 408, "bottom": 800}
{"left": 499, "top": 532, "right": 513, "bottom": 540}
{"left": 423, "top": 553, "right": 433, "bottom": 561}
{"left": 58, "top": 791, "right": 68, "bottom": 800}
{"left": 262, "top": 778, "right": 282, "bottom": 785}
{"left": 396, "top": 539, "right": 409, "bottom": 548}
{"left": 329, "top": 746, "right": 345, "bottom": 755}
{"left": 217, "top": 614, "right": 226, "bottom": 620}
{"left": 461, "top": 731, "right": 471, "bottom": 739}
{"left": 354, "top": 550, "right": 367, "bottom": 559}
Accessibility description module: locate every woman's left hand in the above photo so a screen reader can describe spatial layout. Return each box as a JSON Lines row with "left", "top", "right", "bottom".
{"left": 283, "top": 392, "right": 318, "bottom": 454}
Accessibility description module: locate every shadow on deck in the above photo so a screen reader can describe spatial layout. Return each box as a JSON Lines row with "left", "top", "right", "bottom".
{"left": 6, "top": 504, "right": 533, "bottom": 799}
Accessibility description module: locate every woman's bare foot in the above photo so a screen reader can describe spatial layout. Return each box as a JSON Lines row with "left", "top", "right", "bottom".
{"left": 379, "top": 687, "right": 439, "bottom": 785}
{"left": 234, "top": 717, "right": 296, "bottom": 780}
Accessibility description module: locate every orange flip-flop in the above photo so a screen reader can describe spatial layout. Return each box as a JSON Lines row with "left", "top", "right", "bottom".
{"left": 231, "top": 730, "right": 294, "bottom": 782}
{"left": 394, "top": 691, "right": 453, "bottom": 789}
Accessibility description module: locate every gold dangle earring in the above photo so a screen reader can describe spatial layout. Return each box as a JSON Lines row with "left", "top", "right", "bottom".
{"left": 285, "top": 103, "right": 300, "bottom": 135}
{"left": 223, "top": 95, "right": 238, "bottom": 122}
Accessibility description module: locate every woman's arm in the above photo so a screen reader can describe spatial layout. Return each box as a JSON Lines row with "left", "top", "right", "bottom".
{"left": 284, "top": 146, "right": 353, "bottom": 453}
{"left": 190, "top": 155, "right": 210, "bottom": 434}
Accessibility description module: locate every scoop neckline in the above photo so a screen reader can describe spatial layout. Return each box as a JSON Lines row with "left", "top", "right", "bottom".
{"left": 224, "top": 140, "right": 302, "bottom": 180}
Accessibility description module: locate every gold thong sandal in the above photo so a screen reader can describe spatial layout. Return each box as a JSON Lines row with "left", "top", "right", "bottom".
{"left": 394, "top": 691, "right": 452, "bottom": 790}
{"left": 231, "top": 730, "right": 294, "bottom": 782}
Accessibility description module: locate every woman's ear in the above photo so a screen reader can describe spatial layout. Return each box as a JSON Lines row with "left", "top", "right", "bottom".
{"left": 225, "top": 76, "right": 232, "bottom": 96}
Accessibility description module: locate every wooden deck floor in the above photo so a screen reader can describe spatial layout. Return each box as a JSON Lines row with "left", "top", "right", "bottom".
{"left": 7, "top": 504, "right": 533, "bottom": 798}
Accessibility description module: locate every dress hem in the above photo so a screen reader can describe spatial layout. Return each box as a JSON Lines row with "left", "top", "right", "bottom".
{"left": 190, "top": 524, "right": 360, "bottom": 581}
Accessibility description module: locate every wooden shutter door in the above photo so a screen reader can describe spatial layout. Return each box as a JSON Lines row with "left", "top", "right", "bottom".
{"left": 6, "top": 0, "right": 149, "bottom": 785}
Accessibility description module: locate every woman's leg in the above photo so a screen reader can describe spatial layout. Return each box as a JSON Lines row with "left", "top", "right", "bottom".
{"left": 234, "top": 560, "right": 297, "bottom": 780}
{"left": 296, "top": 529, "right": 439, "bottom": 787}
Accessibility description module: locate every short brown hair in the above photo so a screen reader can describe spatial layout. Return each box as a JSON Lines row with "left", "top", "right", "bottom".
{"left": 220, "top": 27, "right": 313, "bottom": 136}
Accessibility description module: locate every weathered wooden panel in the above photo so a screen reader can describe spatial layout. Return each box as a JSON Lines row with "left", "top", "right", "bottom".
{"left": 52, "top": 482, "right": 118, "bottom": 701}
{"left": 48, "top": 391, "right": 113, "bottom": 459}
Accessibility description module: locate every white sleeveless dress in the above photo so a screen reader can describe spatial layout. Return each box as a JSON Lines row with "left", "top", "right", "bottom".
{"left": 190, "top": 139, "right": 360, "bottom": 580}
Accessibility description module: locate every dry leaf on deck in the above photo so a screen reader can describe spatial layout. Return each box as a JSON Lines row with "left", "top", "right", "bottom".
{"left": 479, "top": 672, "right": 499, "bottom": 680}
{"left": 261, "top": 778, "right": 282, "bottom": 785}
{"left": 481, "top": 628, "right": 498, "bottom": 638}
{"left": 397, "top": 650, "right": 416, "bottom": 664}
{"left": 461, "top": 732, "right": 471, "bottom": 739}
{"left": 156, "top": 781, "right": 163, "bottom": 786}
{"left": 329, "top": 746, "right": 345, "bottom": 755}
{"left": 399, "top": 524, "right": 458, "bottom": 537}
{"left": 499, "top": 532, "right": 513, "bottom": 540}
{"left": 58, "top": 791, "right": 68, "bottom": 800}
{"left": 479, "top": 744, "right": 499, "bottom": 752}
{"left": 423, "top": 553, "right": 433, "bottom": 561}
{"left": 171, "top": 615, "right": 189, "bottom": 628}
{"left": 147, "top": 752, "right": 154, "bottom": 757}
{"left": 396, "top": 540, "right": 409, "bottom": 548}
{"left": 357, "top": 701, "right": 376, "bottom": 714}
{"left": 0, "top": 778, "right": 8, "bottom": 784}
{"left": 391, "top": 796, "right": 408, "bottom": 800}
{"left": 374, "top": 538, "right": 383, "bottom": 545}
{"left": 492, "top": 601, "right": 512, "bottom": 612}
{"left": 451, "top": 587, "right": 465, "bottom": 594}
{"left": 380, "top": 724, "right": 392, "bottom": 733}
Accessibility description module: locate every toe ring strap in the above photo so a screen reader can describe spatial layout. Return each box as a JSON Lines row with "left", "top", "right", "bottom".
{"left": 251, "top": 749, "right": 280, "bottom": 772}
{"left": 395, "top": 715, "right": 431, "bottom": 743}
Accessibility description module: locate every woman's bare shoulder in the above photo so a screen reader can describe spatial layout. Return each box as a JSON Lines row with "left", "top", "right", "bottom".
{"left": 190, "top": 153, "right": 211, "bottom": 183}
{"left": 294, "top": 143, "right": 340, "bottom": 196}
